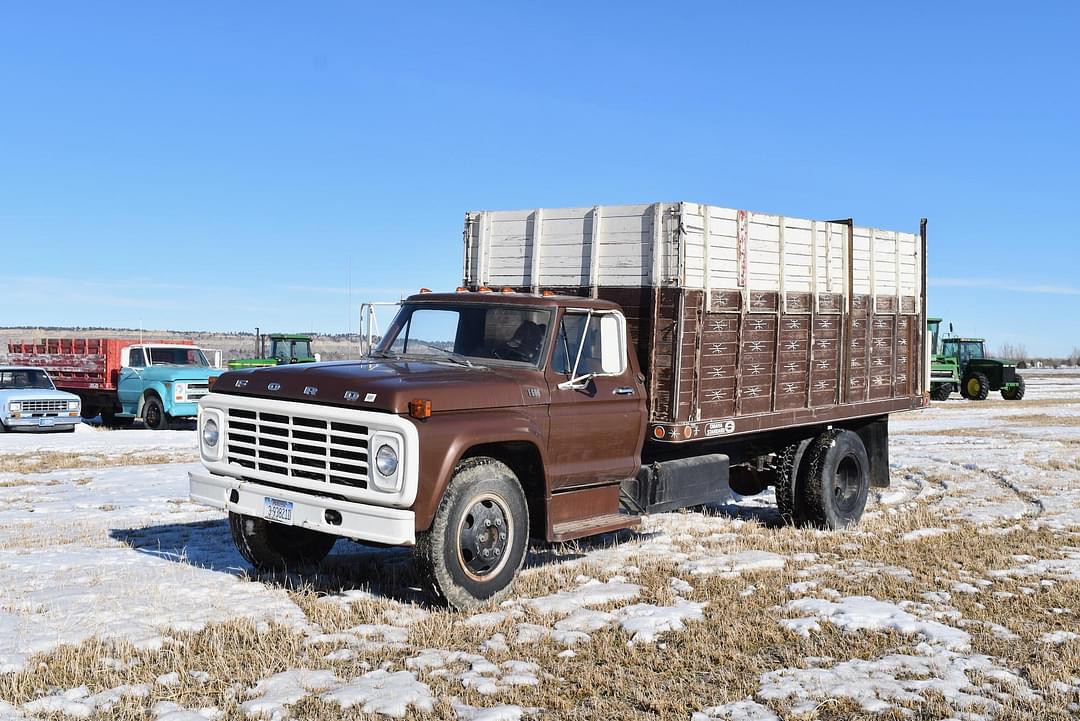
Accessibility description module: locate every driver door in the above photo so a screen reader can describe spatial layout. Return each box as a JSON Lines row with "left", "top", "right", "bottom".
{"left": 544, "top": 309, "right": 646, "bottom": 489}
{"left": 117, "top": 347, "right": 146, "bottom": 412}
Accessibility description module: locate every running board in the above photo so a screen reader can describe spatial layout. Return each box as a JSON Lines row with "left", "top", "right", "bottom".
{"left": 550, "top": 513, "right": 640, "bottom": 542}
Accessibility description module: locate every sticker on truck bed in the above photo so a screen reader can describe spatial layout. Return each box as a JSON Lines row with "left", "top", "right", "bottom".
{"left": 705, "top": 420, "right": 735, "bottom": 436}
{"left": 263, "top": 497, "right": 294, "bottom": 524}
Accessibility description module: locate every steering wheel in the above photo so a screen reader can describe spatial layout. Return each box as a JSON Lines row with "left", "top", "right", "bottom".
{"left": 492, "top": 344, "right": 529, "bottom": 362}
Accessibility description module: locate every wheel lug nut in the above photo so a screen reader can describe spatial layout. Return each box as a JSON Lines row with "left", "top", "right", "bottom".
{"left": 494, "top": 548, "right": 501, "bottom": 556}
{"left": 495, "top": 519, "right": 502, "bottom": 527}
{"left": 484, "top": 519, "right": 492, "bottom": 527}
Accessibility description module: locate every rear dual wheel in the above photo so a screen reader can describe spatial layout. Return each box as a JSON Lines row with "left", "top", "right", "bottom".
{"left": 777, "top": 429, "right": 870, "bottom": 529}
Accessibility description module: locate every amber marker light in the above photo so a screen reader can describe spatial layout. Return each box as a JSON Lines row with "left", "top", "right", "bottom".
{"left": 541, "top": 290, "right": 555, "bottom": 297}
{"left": 478, "top": 286, "right": 493, "bottom": 293}
{"left": 419, "top": 287, "right": 432, "bottom": 293}
{"left": 456, "top": 287, "right": 468, "bottom": 293}
{"left": 409, "top": 398, "right": 432, "bottom": 420}
{"left": 653, "top": 426, "right": 666, "bottom": 439}
{"left": 501, "top": 287, "right": 514, "bottom": 293}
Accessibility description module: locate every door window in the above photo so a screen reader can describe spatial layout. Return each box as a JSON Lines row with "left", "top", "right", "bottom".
{"left": 129, "top": 349, "right": 146, "bottom": 367}
{"left": 553, "top": 312, "right": 626, "bottom": 377}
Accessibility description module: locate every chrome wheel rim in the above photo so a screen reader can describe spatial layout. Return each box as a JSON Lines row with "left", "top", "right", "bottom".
{"left": 456, "top": 492, "right": 513, "bottom": 581}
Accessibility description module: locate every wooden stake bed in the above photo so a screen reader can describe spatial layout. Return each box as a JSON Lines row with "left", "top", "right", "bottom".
{"left": 463, "top": 202, "right": 927, "bottom": 442}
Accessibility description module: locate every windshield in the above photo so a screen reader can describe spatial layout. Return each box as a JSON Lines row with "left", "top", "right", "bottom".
{"left": 147, "top": 347, "right": 210, "bottom": 367}
{"left": 375, "top": 304, "right": 554, "bottom": 367}
{"left": 0, "top": 369, "right": 56, "bottom": 390}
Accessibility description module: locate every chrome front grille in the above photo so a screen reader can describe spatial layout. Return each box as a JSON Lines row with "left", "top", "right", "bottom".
{"left": 20, "top": 400, "right": 69, "bottom": 413}
{"left": 187, "top": 383, "right": 210, "bottom": 400}
{"left": 225, "top": 408, "right": 369, "bottom": 489}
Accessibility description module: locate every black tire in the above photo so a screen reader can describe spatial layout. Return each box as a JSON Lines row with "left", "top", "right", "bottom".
{"left": 776, "top": 438, "right": 813, "bottom": 526}
{"left": 143, "top": 396, "right": 169, "bottom": 430}
{"left": 415, "top": 457, "right": 529, "bottom": 610}
{"left": 800, "top": 429, "right": 871, "bottom": 529}
{"left": 1001, "top": 376, "right": 1026, "bottom": 401}
{"left": 930, "top": 383, "right": 953, "bottom": 401}
{"left": 228, "top": 512, "right": 337, "bottom": 571}
{"left": 960, "top": 372, "right": 990, "bottom": 401}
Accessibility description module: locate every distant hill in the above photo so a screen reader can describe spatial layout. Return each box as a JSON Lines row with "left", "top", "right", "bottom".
{"left": 0, "top": 327, "right": 369, "bottom": 363}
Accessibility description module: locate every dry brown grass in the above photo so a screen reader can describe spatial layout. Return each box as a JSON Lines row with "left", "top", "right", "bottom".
{"left": 1, "top": 513, "right": 1077, "bottom": 720}
{"left": 0, "top": 451, "right": 189, "bottom": 475}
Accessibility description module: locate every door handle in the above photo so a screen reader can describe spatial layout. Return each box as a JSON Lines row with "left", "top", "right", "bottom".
{"left": 614, "top": 386, "right": 635, "bottom": 396}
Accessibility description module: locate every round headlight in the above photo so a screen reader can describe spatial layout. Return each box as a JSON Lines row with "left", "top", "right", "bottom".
{"left": 375, "top": 444, "right": 398, "bottom": 477}
{"left": 203, "top": 418, "right": 220, "bottom": 448}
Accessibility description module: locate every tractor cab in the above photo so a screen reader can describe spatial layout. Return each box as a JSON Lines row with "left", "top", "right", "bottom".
{"left": 940, "top": 337, "right": 986, "bottom": 369}
{"left": 268, "top": 334, "right": 315, "bottom": 364}
{"left": 228, "top": 333, "right": 318, "bottom": 370}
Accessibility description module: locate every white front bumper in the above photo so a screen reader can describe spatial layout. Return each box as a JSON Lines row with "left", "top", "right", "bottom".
{"left": 189, "top": 469, "right": 416, "bottom": 546}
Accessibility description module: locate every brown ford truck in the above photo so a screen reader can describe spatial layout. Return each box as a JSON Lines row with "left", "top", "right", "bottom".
{"left": 189, "top": 202, "right": 928, "bottom": 609}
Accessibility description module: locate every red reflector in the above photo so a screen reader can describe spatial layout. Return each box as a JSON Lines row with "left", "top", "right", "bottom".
{"left": 409, "top": 398, "right": 432, "bottom": 420}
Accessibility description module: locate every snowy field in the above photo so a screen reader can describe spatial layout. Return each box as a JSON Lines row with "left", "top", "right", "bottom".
{"left": 1, "top": 373, "right": 1079, "bottom": 720}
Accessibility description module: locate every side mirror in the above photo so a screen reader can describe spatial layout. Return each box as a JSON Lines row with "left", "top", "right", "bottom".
{"left": 599, "top": 315, "right": 623, "bottom": 374}
{"left": 949, "top": 323, "right": 953, "bottom": 333}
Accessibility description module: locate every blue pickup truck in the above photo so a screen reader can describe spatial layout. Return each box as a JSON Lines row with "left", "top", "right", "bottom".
{"left": 6, "top": 339, "right": 225, "bottom": 430}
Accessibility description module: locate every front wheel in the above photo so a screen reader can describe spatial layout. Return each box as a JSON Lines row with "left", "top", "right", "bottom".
{"left": 799, "top": 429, "right": 870, "bottom": 529}
{"left": 415, "top": 457, "right": 529, "bottom": 610}
{"left": 228, "top": 512, "right": 337, "bottom": 571}
{"left": 143, "top": 396, "right": 169, "bottom": 430}
{"left": 930, "top": 383, "right": 953, "bottom": 401}
{"left": 1001, "top": 376, "right": 1026, "bottom": 400}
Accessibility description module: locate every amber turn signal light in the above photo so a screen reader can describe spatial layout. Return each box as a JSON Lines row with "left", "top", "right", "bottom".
{"left": 409, "top": 398, "right": 432, "bottom": 420}
{"left": 456, "top": 286, "right": 468, "bottom": 293}
{"left": 419, "top": 287, "right": 432, "bottom": 293}
{"left": 208, "top": 376, "right": 217, "bottom": 390}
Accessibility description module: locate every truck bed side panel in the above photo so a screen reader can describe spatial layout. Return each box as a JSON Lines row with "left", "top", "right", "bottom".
{"left": 464, "top": 202, "right": 926, "bottom": 440}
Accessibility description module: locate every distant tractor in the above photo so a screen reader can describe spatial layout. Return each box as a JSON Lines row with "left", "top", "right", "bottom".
{"left": 927, "top": 318, "right": 961, "bottom": 401}
{"left": 228, "top": 331, "right": 317, "bottom": 370}
{"left": 938, "top": 335, "right": 1025, "bottom": 401}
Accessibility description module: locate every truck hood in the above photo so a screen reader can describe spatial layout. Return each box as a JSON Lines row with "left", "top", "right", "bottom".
{"left": 138, "top": 366, "right": 226, "bottom": 383}
{"left": 213, "top": 359, "right": 544, "bottom": 414}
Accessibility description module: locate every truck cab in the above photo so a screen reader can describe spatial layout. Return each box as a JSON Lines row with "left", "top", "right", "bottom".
{"left": 116, "top": 344, "right": 225, "bottom": 428}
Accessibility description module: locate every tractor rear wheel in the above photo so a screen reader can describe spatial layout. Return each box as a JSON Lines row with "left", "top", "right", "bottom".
{"left": 961, "top": 372, "right": 990, "bottom": 401}
{"left": 1001, "top": 376, "right": 1026, "bottom": 400}
{"left": 930, "top": 383, "right": 953, "bottom": 401}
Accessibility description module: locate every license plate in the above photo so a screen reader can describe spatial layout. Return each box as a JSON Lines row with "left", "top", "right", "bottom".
{"left": 263, "top": 497, "right": 294, "bottom": 524}
{"left": 38, "top": 418, "right": 55, "bottom": 427}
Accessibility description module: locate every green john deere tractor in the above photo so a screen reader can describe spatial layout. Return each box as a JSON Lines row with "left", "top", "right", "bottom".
{"left": 228, "top": 332, "right": 317, "bottom": 370}
{"left": 940, "top": 336, "right": 1025, "bottom": 400}
{"left": 927, "top": 318, "right": 961, "bottom": 401}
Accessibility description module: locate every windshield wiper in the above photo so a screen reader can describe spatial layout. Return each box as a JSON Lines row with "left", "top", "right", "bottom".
{"left": 417, "top": 344, "right": 474, "bottom": 368}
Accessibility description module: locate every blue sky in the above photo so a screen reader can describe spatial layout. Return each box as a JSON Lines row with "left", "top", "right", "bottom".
{"left": 1, "top": 3, "right": 1077, "bottom": 355}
